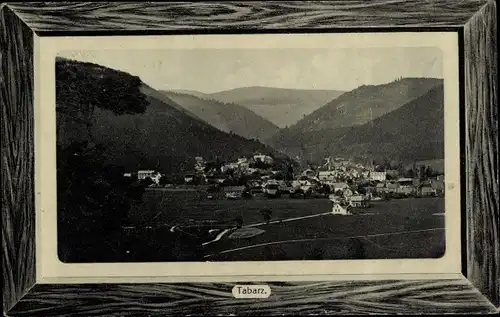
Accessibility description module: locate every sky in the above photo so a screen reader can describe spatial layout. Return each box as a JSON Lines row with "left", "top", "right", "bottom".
{"left": 58, "top": 47, "right": 443, "bottom": 93}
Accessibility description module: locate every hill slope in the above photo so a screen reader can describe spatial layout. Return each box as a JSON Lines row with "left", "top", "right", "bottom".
{"left": 162, "top": 91, "right": 280, "bottom": 141}
{"left": 285, "top": 78, "right": 443, "bottom": 134}
{"left": 56, "top": 58, "right": 286, "bottom": 174}
{"left": 170, "top": 89, "right": 210, "bottom": 99}
{"left": 271, "top": 84, "right": 444, "bottom": 164}
{"left": 208, "top": 86, "right": 345, "bottom": 128}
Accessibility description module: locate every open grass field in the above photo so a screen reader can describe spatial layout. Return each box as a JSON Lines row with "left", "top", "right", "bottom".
{"left": 123, "top": 190, "right": 445, "bottom": 261}
{"left": 129, "top": 190, "right": 334, "bottom": 228}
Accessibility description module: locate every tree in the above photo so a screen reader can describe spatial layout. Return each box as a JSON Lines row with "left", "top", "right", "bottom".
{"left": 57, "top": 141, "right": 146, "bottom": 261}
{"left": 250, "top": 160, "right": 270, "bottom": 170}
{"left": 259, "top": 209, "right": 273, "bottom": 224}
{"left": 56, "top": 58, "right": 152, "bottom": 262}
{"left": 56, "top": 58, "right": 149, "bottom": 140}
{"left": 273, "top": 172, "right": 285, "bottom": 181}
{"left": 426, "top": 166, "right": 436, "bottom": 178}
{"left": 141, "top": 177, "right": 154, "bottom": 187}
{"left": 286, "top": 165, "right": 294, "bottom": 181}
{"left": 234, "top": 215, "right": 244, "bottom": 229}
{"left": 404, "top": 168, "right": 415, "bottom": 178}
{"left": 323, "top": 184, "right": 331, "bottom": 196}
{"left": 159, "top": 175, "right": 172, "bottom": 187}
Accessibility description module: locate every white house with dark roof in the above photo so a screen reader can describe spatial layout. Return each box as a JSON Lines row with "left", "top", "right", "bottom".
{"left": 369, "top": 171, "right": 387, "bottom": 181}
{"left": 331, "top": 182, "right": 350, "bottom": 193}
{"left": 331, "top": 202, "right": 352, "bottom": 215}
{"left": 137, "top": 170, "right": 162, "bottom": 184}
{"left": 348, "top": 195, "right": 371, "bottom": 208}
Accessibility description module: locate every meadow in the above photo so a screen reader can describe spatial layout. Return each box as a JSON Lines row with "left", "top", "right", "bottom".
{"left": 122, "top": 190, "right": 446, "bottom": 261}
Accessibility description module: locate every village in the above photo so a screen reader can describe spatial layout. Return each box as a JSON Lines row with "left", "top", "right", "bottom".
{"left": 124, "top": 154, "right": 445, "bottom": 216}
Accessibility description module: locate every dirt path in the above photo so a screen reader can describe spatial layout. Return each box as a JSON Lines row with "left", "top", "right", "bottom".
{"left": 202, "top": 229, "right": 232, "bottom": 246}
{"left": 201, "top": 211, "right": 333, "bottom": 246}
{"left": 245, "top": 212, "right": 333, "bottom": 228}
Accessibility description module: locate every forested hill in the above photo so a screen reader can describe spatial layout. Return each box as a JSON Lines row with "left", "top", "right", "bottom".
{"left": 162, "top": 91, "right": 280, "bottom": 141}
{"left": 270, "top": 83, "right": 445, "bottom": 164}
{"left": 55, "top": 57, "right": 288, "bottom": 173}
{"left": 281, "top": 77, "right": 443, "bottom": 134}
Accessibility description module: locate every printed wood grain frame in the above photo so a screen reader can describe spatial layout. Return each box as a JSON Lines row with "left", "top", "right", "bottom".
{"left": 1, "top": 1, "right": 498, "bottom": 316}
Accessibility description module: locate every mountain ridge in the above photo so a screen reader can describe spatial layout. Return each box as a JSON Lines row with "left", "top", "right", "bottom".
{"left": 161, "top": 90, "right": 280, "bottom": 141}
{"left": 204, "top": 86, "right": 345, "bottom": 128}
{"left": 56, "top": 58, "right": 288, "bottom": 174}
{"left": 270, "top": 83, "right": 445, "bottom": 164}
{"left": 284, "top": 77, "right": 443, "bottom": 134}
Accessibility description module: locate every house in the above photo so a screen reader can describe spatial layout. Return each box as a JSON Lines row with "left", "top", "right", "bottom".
{"left": 343, "top": 188, "right": 354, "bottom": 197}
{"left": 321, "top": 179, "right": 339, "bottom": 188}
{"left": 222, "top": 186, "right": 246, "bottom": 193}
{"left": 138, "top": 170, "right": 162, "bottom": 184}
{"left": 237, "top": 157, "right": 248, "bottom": 164}
{"left": 369, "top": 171, "right": 387, "bottom": 181}
{"left": 318, "top": 171, "right": 335, "bottom": 179}
{"left": 331, "top": 202, "right": 352, "bottom": 215}
{"left": 194, "top": 156, "right": 205, "bottom": 165}
{"left": 328, "top": 194, "right": 340, "bottom": 203}
{"left": 385, "top": 182, "right": 400, "bottom": 193}
{"left": 331, "top": 182, "right": 350, "bottom": 193}
{"left": 184, "top": 174, "right": 194, "bottom": 183}
{"left": 302, "top": 169, "right": 316, "bottom": 178}
{"left": 194, "top": 157, "right": 206, "bottom": 172}
{"left": 364, "top": 186, "right": 377, "bottom": 195}
{"left": 386, "top": 169, "right": 399, "bottom": 178}
{"left": 137, "top": 170, "right": 156, "bottom": 180}
{"left": 296, "top": 176, "right": 312, "bottom": 185}
{"left": 223, "top": 186, "right": 246, "bottom": 199}
{"left": 214, "top": 177, "right": 227, "bottom": 184}
{"left": 375, "top": 182, "right": 386, "bottom": 193}
{"left": 430, "top": 178, "right": 445, "bottom": 194}
{"left": 347, "top": 169, "right": 360, "bottom": 178}
{"left": 253, "top": 154, "right": 274, "bottom": 165}
{"left": 348, "top": 195, "right": 370, "bottom": 208}
{"left": 396, "top": 179, "right": 416, "bottom": 195}
{"left": 221, "top": 162, "right": 239, "bottom": 173}
{"left": 419, "top": 185, "right": 437, "bottom": 196}
{"left": 247, "top": 167, "right": 259, "bottom": 175}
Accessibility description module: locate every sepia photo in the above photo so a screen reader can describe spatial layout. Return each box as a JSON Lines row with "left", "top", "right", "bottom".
{"left": 36, "top": 33, "right": 461, "bottom": 281}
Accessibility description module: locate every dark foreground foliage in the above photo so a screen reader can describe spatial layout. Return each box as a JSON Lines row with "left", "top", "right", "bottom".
{"left": 56, "top": 58, "right": 206, "bottom": 262}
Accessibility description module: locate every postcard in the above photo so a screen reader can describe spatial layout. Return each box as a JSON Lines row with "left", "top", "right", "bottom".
{"left": 34, "top": 32, "right": 461, "bottom": 283}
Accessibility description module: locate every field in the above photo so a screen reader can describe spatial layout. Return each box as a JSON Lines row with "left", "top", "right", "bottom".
{"left": 120, "top": 190, "right": 445, "bottom": 262}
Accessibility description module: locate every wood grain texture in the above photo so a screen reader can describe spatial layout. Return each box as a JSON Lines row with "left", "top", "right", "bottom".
{"left": 6, "top": 1, "right": 488, "bottom": 32}
{"left": 464, "top": 0, "right": 500, "bottom": 309}
{"left": 6, "top": 280, "right": 498, "bottom": 316}
{"left": 1, "top": 5, "right": 36, "bottom": 313}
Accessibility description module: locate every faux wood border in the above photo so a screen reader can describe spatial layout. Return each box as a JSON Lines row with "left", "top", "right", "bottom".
{"left": 2, "top": 1, "right": 498, "bottom": 315}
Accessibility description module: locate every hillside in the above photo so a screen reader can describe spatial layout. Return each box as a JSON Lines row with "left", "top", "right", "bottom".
{"left": 56, "top": 58, "right": 286, "bottom": 174}
{"left": 271, "top": 84, "right": 444, "bottom": 164}
{"left": 284, "top": 78, "right": 443, "bottom": 134}
{"left": 170, "top": 89, "right": 210, "bottom": 99}
{"left": 162, "top": 91, "right": 280, "bottom": 141}
{"left": 208, "top": 86, "right": 345, "bottom": 128}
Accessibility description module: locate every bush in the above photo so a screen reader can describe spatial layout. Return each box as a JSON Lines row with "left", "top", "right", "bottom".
{"left": 259, "top": 209, "right": 273, "bottom": 223}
